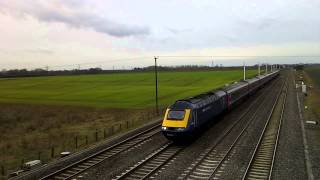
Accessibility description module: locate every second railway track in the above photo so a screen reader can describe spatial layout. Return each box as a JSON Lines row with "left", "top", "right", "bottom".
{"left": 242, "top": 81, "right": 288, "bottom": 180}
{"left": 39, "top": 124, "right": 161, "bottom": 180}
{"left": 113, "top": 142, "right": 183, "bottom": 180}
{"left": 178, "top": 76, "right": 284, "bottom": 180}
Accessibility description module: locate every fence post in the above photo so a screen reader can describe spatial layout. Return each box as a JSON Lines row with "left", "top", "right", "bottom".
{"left": 51, "top": 146, "right": 54, "bottom": 158}
{"left": 95, "top": 129, "right": 98, "bottom": 142}
{"left": 104, "top": 129, "right": 106, "bottom": 138}
{"left": 75, "top": 136, "right": 78, "bottom": 149}
{"left": 21, "top": 158, "right": 24, "bottom": 169}
{"left": 1, "top": 165, "right": 5, "bottom": 176}
{"left": 111, "top": 126, "right": 114, "bottom": 134}
{"left": 38, "top": 152, "right": 41, "bottom": 160}
{"left": 126, "top": 121, "right": 129, "bottom": 129}
{"left": 85, "top": 136, "right": 88, "bottom": 145}
{"left": 119, "top": 124, "right": 122, "bottom": 131}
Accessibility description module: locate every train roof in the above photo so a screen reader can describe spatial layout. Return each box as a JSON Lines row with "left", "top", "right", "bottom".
{"left": 245, "top": 77, "right": 259, "bottom": 84}
{"left": 169, "top": 71, "right": 279, "bottom": 110}
{"left": 181, "top": 89, "right": 226, "bottom": 104}
{"left": 256, "top": 75, "right": 266, "bottom": 79}
{"left": 222, "top": 81, "right": 248, "bottom": 93}
{"left": 170, "top": 89, "right": 226, "bottom": 109}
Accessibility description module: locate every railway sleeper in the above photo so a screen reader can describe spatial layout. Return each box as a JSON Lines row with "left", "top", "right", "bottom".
{"left": 189, "top": 174, "right": 209, "bottom": 179}
{"left": 256, "top": 156, "right": 271, "bottom": 161}
{"left": 132, "top": 170, "right": 148, "bottom": 176}
{"left": 192, "top": 170, "right": 210, "bottom": 176}
{"left": 59, "top": 173, "right": 72, "bottom": 177}
{"left": 78, "top": 164, "right": 90, "bottom": 169}
{"left": 203, "top": 159, "right": 220, "bottom": 163}
{"left": 128, "top": 173, "right": 144, "bottom": 178}
{"left": 198, "top": 164, "right": 216, "bottom": 169}
{"left": 54, "top": 176, "right": 67, "bottom": 180}
{"left": 71, "top": 167, "right": 83, "bottom": 172}
{"left": 195, "top": 168, "right": 213, "bottom": 173}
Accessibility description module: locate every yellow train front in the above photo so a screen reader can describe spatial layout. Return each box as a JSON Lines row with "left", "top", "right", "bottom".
{"left": 161, "top": 90, "right": 228, "bottom": 141}
{"left": 161, "top": 105, "right": 195, "bottom": 140}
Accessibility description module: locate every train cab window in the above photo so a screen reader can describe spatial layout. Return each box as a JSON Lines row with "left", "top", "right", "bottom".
{"left": 167, "top": 110, "right": 185, "bottom": 120}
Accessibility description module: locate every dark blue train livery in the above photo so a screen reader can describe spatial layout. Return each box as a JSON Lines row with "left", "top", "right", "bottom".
{"left": 161, "top": 71, "right": 279, "bottom": 140}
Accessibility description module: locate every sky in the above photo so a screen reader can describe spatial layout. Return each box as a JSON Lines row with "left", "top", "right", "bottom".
{"left": 0, "top": 0, "right": 320, "bottom": 70}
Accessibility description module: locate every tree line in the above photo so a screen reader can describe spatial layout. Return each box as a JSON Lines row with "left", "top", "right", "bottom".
{"left": 0, "top": 64, "right": 279, "bottom": 78}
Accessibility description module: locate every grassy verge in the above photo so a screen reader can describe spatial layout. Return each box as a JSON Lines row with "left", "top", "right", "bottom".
{"left": 302, "top": 67, "right": 320, "bottom": 121}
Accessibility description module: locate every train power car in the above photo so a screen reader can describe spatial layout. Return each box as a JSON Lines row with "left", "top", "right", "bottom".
{"left": 161, "top": 71, "right": 279, "bottom": 140}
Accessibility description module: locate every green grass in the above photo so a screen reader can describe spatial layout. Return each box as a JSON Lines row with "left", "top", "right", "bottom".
{"left": 304, "top": 66, "right": 320, "bottom": 115}
{"left": 305, "top": 66, "right": 320, "bottom": 88}
{"left": 0, "top": 70, "right": 258, "bottom": 108}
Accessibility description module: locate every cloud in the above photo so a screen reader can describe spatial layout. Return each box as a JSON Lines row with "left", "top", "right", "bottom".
{"left": 25, "top": 48, "right": 54, "bottom": 55}
{"left": 167, "top": 28, "right": 193, "bottom": 35}
{"left": 0, "top": 0, "right": 150, "bottom": 37}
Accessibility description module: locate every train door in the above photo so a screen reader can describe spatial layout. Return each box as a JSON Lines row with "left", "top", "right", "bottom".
{"left": 226, "top": 93, "right": 232, "bottom": 109}
{"left": 193, "top": 110, "right": 198, "bottom": 128}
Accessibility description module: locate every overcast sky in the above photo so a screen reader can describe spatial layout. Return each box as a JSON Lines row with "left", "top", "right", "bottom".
{"left": 0, "top": 0, "right": 320, "bottom": 69}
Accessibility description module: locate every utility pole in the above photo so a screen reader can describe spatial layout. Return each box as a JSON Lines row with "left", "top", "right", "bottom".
{"left": 265, "top": 64, "right": 268, "bottom": 74}
{"left": 154, "top": 56, "right": 159, "bottom": 115}
{"left": 211, "top": 57, "right": 214, "bottom": 69}
{"left": 243, "top": 61, "right": 246, "bottom": 80}
{"left": 45, "top": 66, "right": 49, "bottom": 72}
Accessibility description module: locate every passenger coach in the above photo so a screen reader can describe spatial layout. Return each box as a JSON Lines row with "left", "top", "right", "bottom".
{"left": 161, "top": 71, "right": 279, "bottom": 140}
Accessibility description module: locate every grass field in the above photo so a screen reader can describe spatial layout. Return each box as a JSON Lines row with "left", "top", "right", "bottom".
{"left": 0, "top": 70, "right": 258, "bottom": 109}
{"left": 304, "top": 66, "right": 320, "bottom": 117}
{"left": 0, "top": 69, "right": 260, "bottom": 175}
{"left": 304, "top": 66, "right": 320, "bottom": 88}
{"left": 303, "top": 66, "right": 320, "bottom": 166}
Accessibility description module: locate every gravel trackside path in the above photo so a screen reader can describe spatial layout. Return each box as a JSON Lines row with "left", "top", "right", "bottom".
{"left": 272, "top": 70, "right": 308, "bottom": 180}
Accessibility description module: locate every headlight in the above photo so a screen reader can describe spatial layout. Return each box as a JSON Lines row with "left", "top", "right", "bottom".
{"left": 162, "top": 127, "right": 167, "bottom": 130}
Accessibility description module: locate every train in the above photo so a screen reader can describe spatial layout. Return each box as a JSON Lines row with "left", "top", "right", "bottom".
{"left": 161, "top": 71, "right": 279, "bottom": 140}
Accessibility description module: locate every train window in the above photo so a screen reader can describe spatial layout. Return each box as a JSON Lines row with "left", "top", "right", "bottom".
{"left": 167, "top": 110, "right": 185, "bottom": 120}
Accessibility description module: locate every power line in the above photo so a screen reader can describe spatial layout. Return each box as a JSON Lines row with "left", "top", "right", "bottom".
{"left": 158, "top": 55, "right": 320, "bottom": 58}
{"left": 47, "top": 56, "right": 152, "bottom": 69}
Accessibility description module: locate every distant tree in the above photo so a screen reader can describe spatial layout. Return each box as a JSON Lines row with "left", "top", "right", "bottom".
{"left": 295, "top": 64, "right": 304, "bottom": 70}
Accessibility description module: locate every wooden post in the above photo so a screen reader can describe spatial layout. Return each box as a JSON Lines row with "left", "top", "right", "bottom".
{"left": 21, "top": 159, "right": 24, "bottom": 169}
{"left": 111, "top": 126, "right": 114, "bottom": 134}
{"left": 38, "top": 152, "right": 41, "bottom": 160}
{"left": 1, "top": 165, "right": 5, "bottom": 176}
{"left": 85, "top": 136, "right": 88, "bottom": 145}
{"left": 119, "top": 124, "right": 122, "bottom": 131}
{"left": 95, "top": 129, "right": 98, "bottom": 142}
{"left": 51, "top": 146, "right": 54, "bottom": 158}
{"left": 126, "top": 121, "right": 129, "bottom": 129}
{"left": 75, "top": 136, "right": 78, "bottom": 149}
{"left": 104, "top": 129, "right": 106, "bottom": 138}
{"left": 154, "top": 56, "right": 159, "bottom": 115}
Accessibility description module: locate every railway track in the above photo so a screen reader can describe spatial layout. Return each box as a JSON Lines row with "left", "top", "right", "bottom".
{"left": 39, "top": 124, "right": 161, "bottom": 180}
{"left": 242, "top": 82, "right": 288, "bottom": 180}
{"left": 113, "top": 142, "right": 182, "bottom": 180}
{"left": 178, "top": 77, "right": 284, "bottom": 180}
{"left": 113, "top": 78, "right": 281, "bottom": 180}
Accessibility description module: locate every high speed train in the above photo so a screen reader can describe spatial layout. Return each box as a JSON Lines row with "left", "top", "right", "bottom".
{"left": 161, "top": 71, "right": 279, "bottom": 140}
